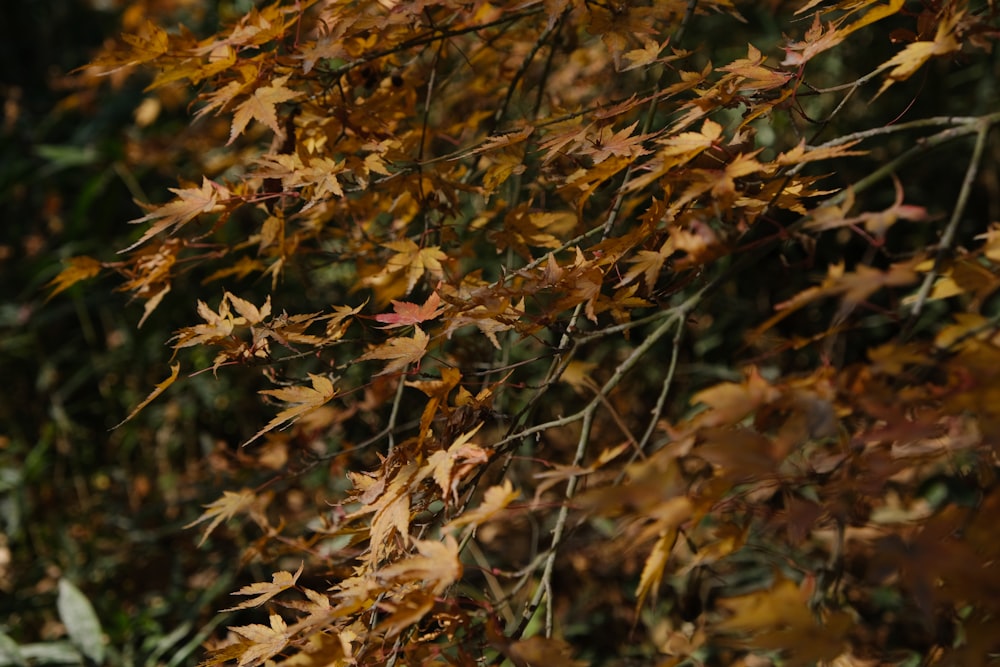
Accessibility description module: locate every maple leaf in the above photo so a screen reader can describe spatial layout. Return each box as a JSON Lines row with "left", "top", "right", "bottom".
{"left": 775, "top": 139, "right": 866, "bottom": 167}
{"left": 445, "top": 480, "right": 518, "bottom": 533}
{"left": 374, "top": 291, "right": 444, "bottom": 329}
{"left": 358, "top": 326, "right": 429, "bottom": 376}
{"left": 504, "top": 636, "right": 588, "bottom": 667}
{"left": 374, "top": 591, "right": 436, "bottom": 639}
{"left": 228, "top": 75, "right": 301, "bottom": 145}
{"left": 805, "top": 177, "right": 929, "bottom": 236}
{"left": 579, "top": 121, "right": 652, "bottom": 165}
{"left": 244, "top": 373, "right": 338, "bottom": 447}
{"left": 231, "top": 613, "right": 290, "bottom": 667}
{"left": 171, "top": 295, "right": 238, "bottom": 351}
{"left": 718, "top": 44, "right": 792, "bottom": 92}
{"left": 185, "top": 488, "right": 261, "bottom": 546}
{"left": 617, "top": 238, "right": 674, "bottom": 290}
{"left": 87, "top": 19, "right": 168, "bottom": 75}
{"left": 223, "top": 563, "right": 304, "bottom": 612}
{"left": 491, "top": 207, "right": 573, "bottom": 260}
{"left": 377, "top": 536, "right": 463, "bottom": 596}
{"left": 782, "top": 0, "right": 904, "bottom": 67}
{"left": 379, "top": 240, "right": 448, "bottom": 295}
{"left": 112, "top": 363, "right": 180, "bottom": 429}
{"left": 657, "top": 118, "right": 723, "bottom": 159}
{"left": 419, "top": 423, "right": 489, "bottom": 503}
{"left": 124, "top": 177, "right": 231, "bottom": 252}
{"left": 875, "top": 10, "right": 963, "bottom": 98}
{"left": 681, "top": 367, "right": 781, "bottom": 434}
{"left": 46, "top": 256, "right": 103, "bottom": 300}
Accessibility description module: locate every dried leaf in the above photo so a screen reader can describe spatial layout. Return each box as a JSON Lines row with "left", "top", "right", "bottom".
{"left": 112, "top": 363, "right": 180, "bottom": 429}
{"left": 228, "top": 76, "right": 301, "bottom": 145}
{"left": 357, "top": 327, "right": 429, "bottom": 376}
{"left": 223, "top": 562, "right": 304, "bottom": 611}
{"left": 244, "top": 373, "right": 338, "bottom": 446}
{"left": 46, "top": 256, "right": 103, "bottom": 300}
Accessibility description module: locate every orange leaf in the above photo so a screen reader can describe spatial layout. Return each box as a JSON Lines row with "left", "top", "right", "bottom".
{"left": 381, "top": 240, "right": 448, "bottom": 294}
{"left": 374, "top": 291, "right": 444, "bottom": 329}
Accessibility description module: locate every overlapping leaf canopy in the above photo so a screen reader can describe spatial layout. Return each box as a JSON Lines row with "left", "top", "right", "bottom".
{"left": 53, "top": 0, "right": 1000, "bottom": 664}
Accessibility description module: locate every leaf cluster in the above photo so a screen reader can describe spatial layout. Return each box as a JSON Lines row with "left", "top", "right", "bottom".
{"left": 41, "top": 0, "right": 1000, "bottom": 664}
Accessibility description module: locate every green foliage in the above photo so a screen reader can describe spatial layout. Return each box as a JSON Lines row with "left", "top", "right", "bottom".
{"left": 10, "top": 0, "right": 1000, "bottom": 665}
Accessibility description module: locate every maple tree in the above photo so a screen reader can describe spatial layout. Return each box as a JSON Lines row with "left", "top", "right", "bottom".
{"left": 20, "top": 0, "right": 1000, "bottom": 664}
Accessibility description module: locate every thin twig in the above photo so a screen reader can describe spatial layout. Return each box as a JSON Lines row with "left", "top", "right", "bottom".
{"left": 903, "top": 120, "right": 992, "bottom": 334}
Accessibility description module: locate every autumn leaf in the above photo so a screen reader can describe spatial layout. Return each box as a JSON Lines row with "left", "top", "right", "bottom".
{"left": 230, "top": 613, "right": 290, "bottom": 667}
{"left": 185, "top": 488, "right": 261, "bottom": 546}
{"left": 775, "top": 139, "right": 866, "bottom": 167}
{"left": 617, "top": 238, "right": 674, "bottom": 290}
{"left": 377, "top": 536, "right": 462, "bottom": 596}
{"left": 657, "top": 118, "right": 723, "bottom": 159}
{"left": 171, "top": 295, "right": 238, "bottom": 351}
{"left": 875, "top": 10, "right": 963, "bottom": 98}
{"left": 223, "top": 563, "right": 303, "bottom": 612}
{"left": 243, "top": 373, "right": 338, "bottom": 446}
{"left": 504, "top": 636, "right": 588, "bottom": 667}
{"left": 112, "top": 363, "right": 180, "bottom": 429}
{"left": 123, "top": 177, "right": 231, "bottom": 252}
{"left": 379, "top": 240, "right": 448, "bottom": 295}
{"left": 419, "top": 423, "right": 489, "bottom": 503}
{"left": 46, "top": 256, "right": 103, "bottom": 300}
{"left": 636, "top": 528, "right": 678, "bottom": 611}
{"left": 374, "top": 291, "right": 444, "bottom": 329}
{"left": 357, "top": 326, "right": 429, "bottom": 376}
{"left": 445, "top": 480, "right": 518, "bottom": 532}
{"left": 228, "top": 75, "right": 301, "bottom": 145}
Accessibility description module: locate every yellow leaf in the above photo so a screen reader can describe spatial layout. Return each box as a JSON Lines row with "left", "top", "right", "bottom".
{"left": 243, "top": 373, "right": 338, "bottom": 446}
{"left": 875, "top": 11, "right": 962, "bottom": 98}
{"left": 228, "top": 75, "right": 301, "bottom": 145}
{"left": 185, "top": 488, "right": 259, "bottom": 546}
{"left": 357, "top": 327, "right": 429, "bottom": 376}
{"left": 636, "top": 529, "right": 678, "bottom": 611}
{"left": 377, "top": 536, "right": 463, "bottom": 596}
{"left": 445, "top": 480, "right": 518, "bottom": 532}
{"left": 223, "top": 562, "right": 304, "bottom": 611}
{"left": 112, "top": 363, "right": 180, "bottom": 429}
{"left": 231, "top": 613, "right": 290, "bottom": 667}
{"left": 380, "top": 239, "right": 448, "bottom": 294}
{"left": 46, "top": 256, "right": 103, "bottom": 301}
{"left": 124, "top": 177, "right": 230, "bottom": 252}
{"left": 775, "top": 139, "right": 866, "bottom": 167}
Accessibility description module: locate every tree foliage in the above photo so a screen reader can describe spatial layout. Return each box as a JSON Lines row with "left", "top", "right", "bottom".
{"left": 41, "top": 0, "right": 1000, "bottom": 664}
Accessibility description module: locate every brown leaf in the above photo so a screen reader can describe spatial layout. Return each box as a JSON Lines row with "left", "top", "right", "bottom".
{"left": 358, "top": 327, "right": 429, "bottom": 376}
